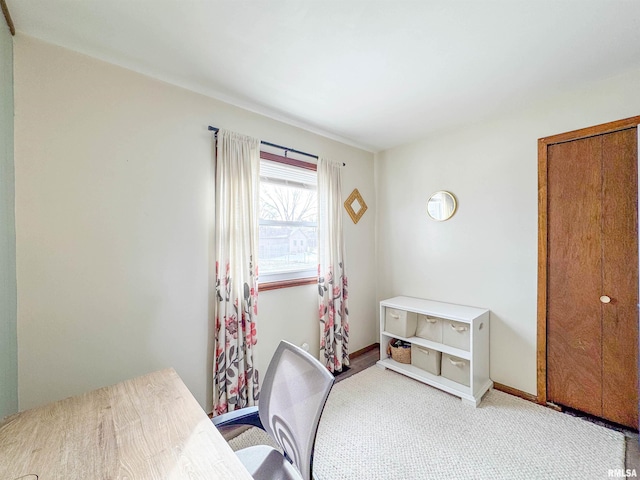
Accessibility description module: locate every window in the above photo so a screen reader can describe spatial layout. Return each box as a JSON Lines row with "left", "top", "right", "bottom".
{"left": 258, "top": 154, "right": 317, "bottom": 288}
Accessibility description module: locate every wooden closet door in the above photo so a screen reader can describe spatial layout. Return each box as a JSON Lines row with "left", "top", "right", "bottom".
{"left": 601, "top": 128, "right": 638, "bottom": 429}
{"left": 547, "top": 127, "right": 639, "bottom": 428}
{"left": 547, "top": 136, "right": 603, "bottom": 417}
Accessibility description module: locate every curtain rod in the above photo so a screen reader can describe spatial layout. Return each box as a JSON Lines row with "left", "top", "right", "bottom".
{"left": 1, "top": 0, "right": 15, "bottom": 36}
{"left": 208, "top": 126, "right": 345, "bottom": 166}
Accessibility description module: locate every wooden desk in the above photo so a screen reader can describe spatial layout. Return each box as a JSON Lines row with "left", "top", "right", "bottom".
{"left": 0, "top": 368, "right": 253, "bottom": 479}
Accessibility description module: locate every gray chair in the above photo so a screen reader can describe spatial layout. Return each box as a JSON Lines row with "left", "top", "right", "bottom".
{"left": 213, "top": 340, "right": 335, "bottom": 480}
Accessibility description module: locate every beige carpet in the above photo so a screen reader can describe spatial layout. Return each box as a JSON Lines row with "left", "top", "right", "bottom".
{"left": 229, "top": 366, "right": 625, "bottom": 479}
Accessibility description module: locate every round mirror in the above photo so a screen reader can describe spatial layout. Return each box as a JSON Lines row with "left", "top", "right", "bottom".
{"left": 427, "top": 191, "right": 457, "bottom": 221}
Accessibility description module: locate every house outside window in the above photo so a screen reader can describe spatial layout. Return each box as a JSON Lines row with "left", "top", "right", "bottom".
{"left": 258, "top": 154, "right": 317, "bottom": 288}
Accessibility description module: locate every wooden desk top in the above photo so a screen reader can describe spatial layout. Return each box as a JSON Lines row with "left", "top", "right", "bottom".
{"left": 0, "top": 368, "right": 253, "bottom": 479}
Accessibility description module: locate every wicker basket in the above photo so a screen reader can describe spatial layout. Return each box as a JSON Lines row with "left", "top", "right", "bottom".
{"left": 388, "top": 339, "right": 411, "bottom": 364}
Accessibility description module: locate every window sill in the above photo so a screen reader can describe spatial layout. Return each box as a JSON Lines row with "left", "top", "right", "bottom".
{"left": 259, "top": 277, "right": 317, "bottom": 292}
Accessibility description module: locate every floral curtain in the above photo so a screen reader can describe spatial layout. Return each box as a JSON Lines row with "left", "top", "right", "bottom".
{"left": 213, "top": 129, "right": 260, "bottom": 415}
{"left": 317, "top": 157, "right": 350, "bottom": 373}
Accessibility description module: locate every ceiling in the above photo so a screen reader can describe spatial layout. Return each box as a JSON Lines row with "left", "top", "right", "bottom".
{"left": 7, "top": 1, "right": 640, "bottom": 152}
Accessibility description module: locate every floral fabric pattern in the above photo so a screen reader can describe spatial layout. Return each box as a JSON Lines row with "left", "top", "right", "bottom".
{"left": 317, "top": 157, "right": 350, "bottom": 373}
{"left": 213, "top": 130, "right": 261, "bottom": 415}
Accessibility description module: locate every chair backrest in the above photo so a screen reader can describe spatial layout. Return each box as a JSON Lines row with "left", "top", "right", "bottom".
{"left": 259, "top": 341, "right": 335, "bottom": 480}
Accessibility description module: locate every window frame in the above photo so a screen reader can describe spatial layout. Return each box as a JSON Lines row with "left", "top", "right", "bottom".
{"left": 258, "top": 150, "right": 318, "bottom": 292}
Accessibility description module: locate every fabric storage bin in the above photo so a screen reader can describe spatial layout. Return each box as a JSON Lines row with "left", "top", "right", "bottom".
{"left": 442, "top": 320, "right": 471, "bottom": 351}
{"left": 411, "top": 344, "right": 441, "bottom": 375}
{"left": 384, "top": 308, "right": 417, "bottom": 338}
{"left": 441, "top": 353, "right": 470, "bottom": 387}
{"left": 416, "top": 314, "right": 443, "bottom": 343}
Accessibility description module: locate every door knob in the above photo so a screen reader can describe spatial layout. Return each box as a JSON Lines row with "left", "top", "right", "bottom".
{"left": 600, "top": 295, "right": 611, "bottom": 304}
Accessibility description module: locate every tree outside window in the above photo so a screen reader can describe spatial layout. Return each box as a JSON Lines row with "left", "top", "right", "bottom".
{"left": 258, "top": 159, "right": 317, "bottom": 284}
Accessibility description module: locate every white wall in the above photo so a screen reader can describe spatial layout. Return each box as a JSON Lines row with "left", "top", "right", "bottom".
{"left": 0, "top": 23, "right": 17, "bottom": 419}
{"left": 376, "top": 67, "right": 640, "bottom": 395}
{"left": 14, "top": 35, "right": 376, "bottom": 411}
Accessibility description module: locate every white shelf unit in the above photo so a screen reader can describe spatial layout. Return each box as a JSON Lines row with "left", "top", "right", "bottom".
{"left": 377, "top": 296, "right": 492, "bottom": 407}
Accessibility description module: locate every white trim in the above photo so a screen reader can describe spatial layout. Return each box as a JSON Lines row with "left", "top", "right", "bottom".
{"left": 259, "top": 268, "right": 316, "bottom": 284}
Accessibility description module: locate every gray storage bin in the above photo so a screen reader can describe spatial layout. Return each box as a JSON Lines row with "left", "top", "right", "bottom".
{"left": 442, "top": 320, "right": 471, "bottom": 351}
{"left": 411, "top": 344, "right": 441, "bottom": 375}
{"left": 441, "top": 353, "right": 470, "bottom": 387}
{"left": 384, "top": 308, "right": 417, "bottom": 338}
{"left": 416, "top": 314, "right": 443, "bottom": 343}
